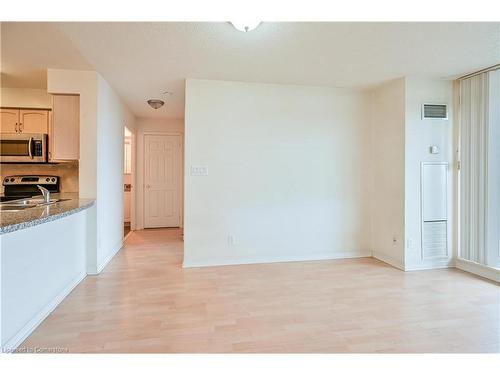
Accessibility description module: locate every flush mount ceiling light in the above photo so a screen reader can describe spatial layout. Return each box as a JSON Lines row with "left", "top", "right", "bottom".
{"left": 147, "top": 99, "right": 165, "bottom": 110}
{"left": 230, "top": 21, "right": 261, "bottom": 33}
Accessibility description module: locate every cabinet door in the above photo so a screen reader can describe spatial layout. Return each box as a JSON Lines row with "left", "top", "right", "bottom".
{"left": 50, "top": 95, "right": 79, "bottom": 161}
{"left": 19, "top": 109, "right": 49, "bottom": 133}
{"left": 0, "top": 108, "right": 20, "bottom": 133}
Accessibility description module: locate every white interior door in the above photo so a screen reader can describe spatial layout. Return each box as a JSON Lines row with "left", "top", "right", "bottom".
{"left": 144, "top": 134, "right": 181, "bottom": 228}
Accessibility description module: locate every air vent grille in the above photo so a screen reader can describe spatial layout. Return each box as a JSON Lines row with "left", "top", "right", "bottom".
{"left": 422, "top": 221, "right": 448, "bottom": 258}
{"left": 422, "top": 104, "right": 448, "bottom": 119}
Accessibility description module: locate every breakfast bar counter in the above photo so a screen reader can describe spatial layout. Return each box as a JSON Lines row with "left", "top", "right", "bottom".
{"left": 0, "top": 193, "right": 95, "bottom": 235}
{"left": 1, "top": 193, "right": 96, "bottom": 350}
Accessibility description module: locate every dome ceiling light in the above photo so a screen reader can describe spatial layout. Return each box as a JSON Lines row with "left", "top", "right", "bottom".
{"left": 230, "top": 21, "right": 261, "bottom": 33}
{"left": 147, "top": 99, "right": 165, "bottom": 110}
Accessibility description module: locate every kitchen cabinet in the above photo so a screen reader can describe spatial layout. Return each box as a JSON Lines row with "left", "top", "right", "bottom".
{"left": 0, "top": 108, "right": 19, "bottom": 133}
{"left": 50, "top": 95, "right": 80, "bottom": 161}
{"left": 0, "top": 108, "right": 49, "bottom": 134}
{"left": 19, "top": 109, "right": 49, "bottom": 133}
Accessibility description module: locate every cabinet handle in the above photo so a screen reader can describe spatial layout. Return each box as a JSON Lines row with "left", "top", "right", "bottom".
{"left": 19, "top": 122, "right": 23, "bottom": 132}
{"left": 15, "top": 122, "right": 18, "bottom": 132}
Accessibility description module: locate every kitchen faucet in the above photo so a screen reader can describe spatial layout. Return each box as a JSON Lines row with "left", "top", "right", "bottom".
{"left": 37, "top": 185, "right": 51, "bottom": 204}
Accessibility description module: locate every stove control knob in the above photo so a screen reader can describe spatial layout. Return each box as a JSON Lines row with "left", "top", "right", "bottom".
{"left": 10, "top": 178, "right": 14, "bottom": 182}
{"left": 46, "top": 178, "right": 50, "bottom": 182}
{"left": 4, "top": 178, "right": 8, "bottom": 183}
{"left": 51, "top": 178, "right": 56, "bottom": 182}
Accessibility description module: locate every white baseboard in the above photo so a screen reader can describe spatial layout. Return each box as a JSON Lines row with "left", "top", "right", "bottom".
{"left": 183, "top": 250, "right": 372, "bottom": 268}
{"left": 2, "top": 272, "right": 86, "bottom": 351}
{"left": 372, "top": 251, "right": 405, "bottom": 270}
{"left": 404, "top": 258, "right": 454, "bottom": 271}
{"left": 123, "top": 231, "right": 133, "bottom": 242}
{"left": 96, "top": 240, "right": 123, "bottom": 274}
{"left": 455, "top": 258, "right": 500, "bottom": 283}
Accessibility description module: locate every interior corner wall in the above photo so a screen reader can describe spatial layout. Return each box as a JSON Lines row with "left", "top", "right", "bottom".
{"left": 47, "top": 69, "right": 99, "bottom": 272}
{"left": 47, "top": 69, "right": 135, "bottom": 274}
{"left": 184, "top": 79, "right": 372, "bottom": 267}
{"left": 369, "top": 78, "right": 406, "bottom": 270}
{"left": 135, "top": 117, "right": 185, "bottom": 230}
{"left": 404, "top": 77, "right": 454, "bottom": 270}
{"left": 96, "top": 75, "right": 135, "bottom": 272}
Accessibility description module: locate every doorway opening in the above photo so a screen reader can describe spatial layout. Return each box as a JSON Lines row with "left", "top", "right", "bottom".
{"left": 124, "top": 126, "right": 134, "bottom": 238}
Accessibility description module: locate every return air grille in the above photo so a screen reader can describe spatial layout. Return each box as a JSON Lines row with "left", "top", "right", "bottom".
{"left": 422, "top": 221, "right": 448, "bottom": 258}
{"left": 422, "top": 104, "right": 448, "bottom": 119}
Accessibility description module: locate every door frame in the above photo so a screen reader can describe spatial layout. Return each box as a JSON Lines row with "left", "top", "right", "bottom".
{"left": 138, "top": 131, "right": 184, "bottom": 230}
{"left": 124, "top": 126, "right": 136, "bottom": 231}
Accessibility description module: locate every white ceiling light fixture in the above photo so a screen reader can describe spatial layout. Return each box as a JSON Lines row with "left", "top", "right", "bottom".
{"left": 147, "top": 99, "right": 164, "bottom": 110}
{"left": 230, "top": 21, "right": 261, "bottom": 33}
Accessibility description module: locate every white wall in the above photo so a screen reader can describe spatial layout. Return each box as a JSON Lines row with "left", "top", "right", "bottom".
{"left": 1, "top": 207, "right": 92, "bottom": 349}
{"left": 184, "top": 79, "right": 372, "bottom": 267}
{"left": 96, "top": 76, "right": 135, "bottom": 271}
{"left": 47, "top": 69, "right": 135, "bottom": 274}
{"left": 0, "top": 87, "right": 52, "bottom": 108}
{"left": 370, "top": 78, "right": 406, "bottom": 269}
{"left": 135, "top": 117, "right": 184, "bottom": 230}
{"left": 370, "top": 77, "right": 455, "bottom": 271}
{"left": 136, "top": 117, "right": 184, "bottom": 133}
{"left": 404, "top": 77, "right": 454, "bottom": 270}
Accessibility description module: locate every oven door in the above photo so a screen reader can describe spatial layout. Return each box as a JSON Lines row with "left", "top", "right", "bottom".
{"left": 0, "top": 134, "right": 47, "bottom": 163}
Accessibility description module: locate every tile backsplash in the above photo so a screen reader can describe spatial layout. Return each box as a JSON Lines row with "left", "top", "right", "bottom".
{"left": 0, "top": 162, "right": 79, "bottom": 194}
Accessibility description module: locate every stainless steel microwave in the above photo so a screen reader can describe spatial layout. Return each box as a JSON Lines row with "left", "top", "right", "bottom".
{"left": 0, "top": 133, "right": 48, "bottom": 163}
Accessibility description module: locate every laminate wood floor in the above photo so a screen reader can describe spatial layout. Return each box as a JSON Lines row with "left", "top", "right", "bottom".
{"left": 21, "top": 228, "right": 500, "bottom": 353}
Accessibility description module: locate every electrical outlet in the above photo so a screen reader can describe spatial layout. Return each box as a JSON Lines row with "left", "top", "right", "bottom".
{"left": 392, "top": 237, "right": 397, "bottom": 245}
{"left": 227, "top": 235, "right": 235, "bottom": 246}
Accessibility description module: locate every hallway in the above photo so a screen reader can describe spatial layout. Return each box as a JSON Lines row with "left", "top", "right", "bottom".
{"left": 20, "top": 228, "right": 500, "bottom": 353}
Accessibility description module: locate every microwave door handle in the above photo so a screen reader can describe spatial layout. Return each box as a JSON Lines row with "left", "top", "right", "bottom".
{"left": 28, "top": 137, "right": 34, "bottom": 159}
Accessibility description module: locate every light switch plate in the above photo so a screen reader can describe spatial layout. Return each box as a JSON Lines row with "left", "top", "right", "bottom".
{"left": 190, "top": 165, "right": 208, "bottom": 176}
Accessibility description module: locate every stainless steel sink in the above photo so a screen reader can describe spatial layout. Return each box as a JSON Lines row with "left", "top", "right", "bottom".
{"left": 14, "top": 198, "right": 65, "bottom": 205}
{"left": 0, "top": 204, "right": 37, "bottom": 211}
{"left": 0, "top": 198, "right": 70, "bottom": 211}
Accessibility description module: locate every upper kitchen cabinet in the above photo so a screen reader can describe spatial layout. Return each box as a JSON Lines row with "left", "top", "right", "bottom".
{"left": 50, "top": 94, "right": 80, "bottom": 161}
{"left": 0, "top": 108, "right": 19, "bottom": 133}
{"left": 19, "top": 109, "right": 49, "bottom": 133}
{"left": 0, "top": 108, "right": 50, "bottom": 134}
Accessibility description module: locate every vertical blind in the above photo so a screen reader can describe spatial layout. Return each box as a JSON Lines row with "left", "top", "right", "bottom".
{"left": 459, "top": 70, "right": 500, "bottom": 268}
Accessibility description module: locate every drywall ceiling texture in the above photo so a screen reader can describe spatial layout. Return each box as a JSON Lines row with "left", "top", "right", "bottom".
{"left": 184, "top": 79, "right": 372, "bottom": 267}
{"left": 0, "top": 22, "right": 92, "bottom": 88}
{"left": 2, "top": 22, "right": 499, "bottom": 119}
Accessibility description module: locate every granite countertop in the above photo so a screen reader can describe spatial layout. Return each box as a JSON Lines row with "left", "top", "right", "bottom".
{"left": 0, "top": 193, "right": 95, "bottom": 235}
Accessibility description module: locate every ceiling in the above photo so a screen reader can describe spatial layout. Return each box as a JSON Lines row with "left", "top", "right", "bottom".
{"left": 1, "top": 22, "right": 499, "bottom": 119}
